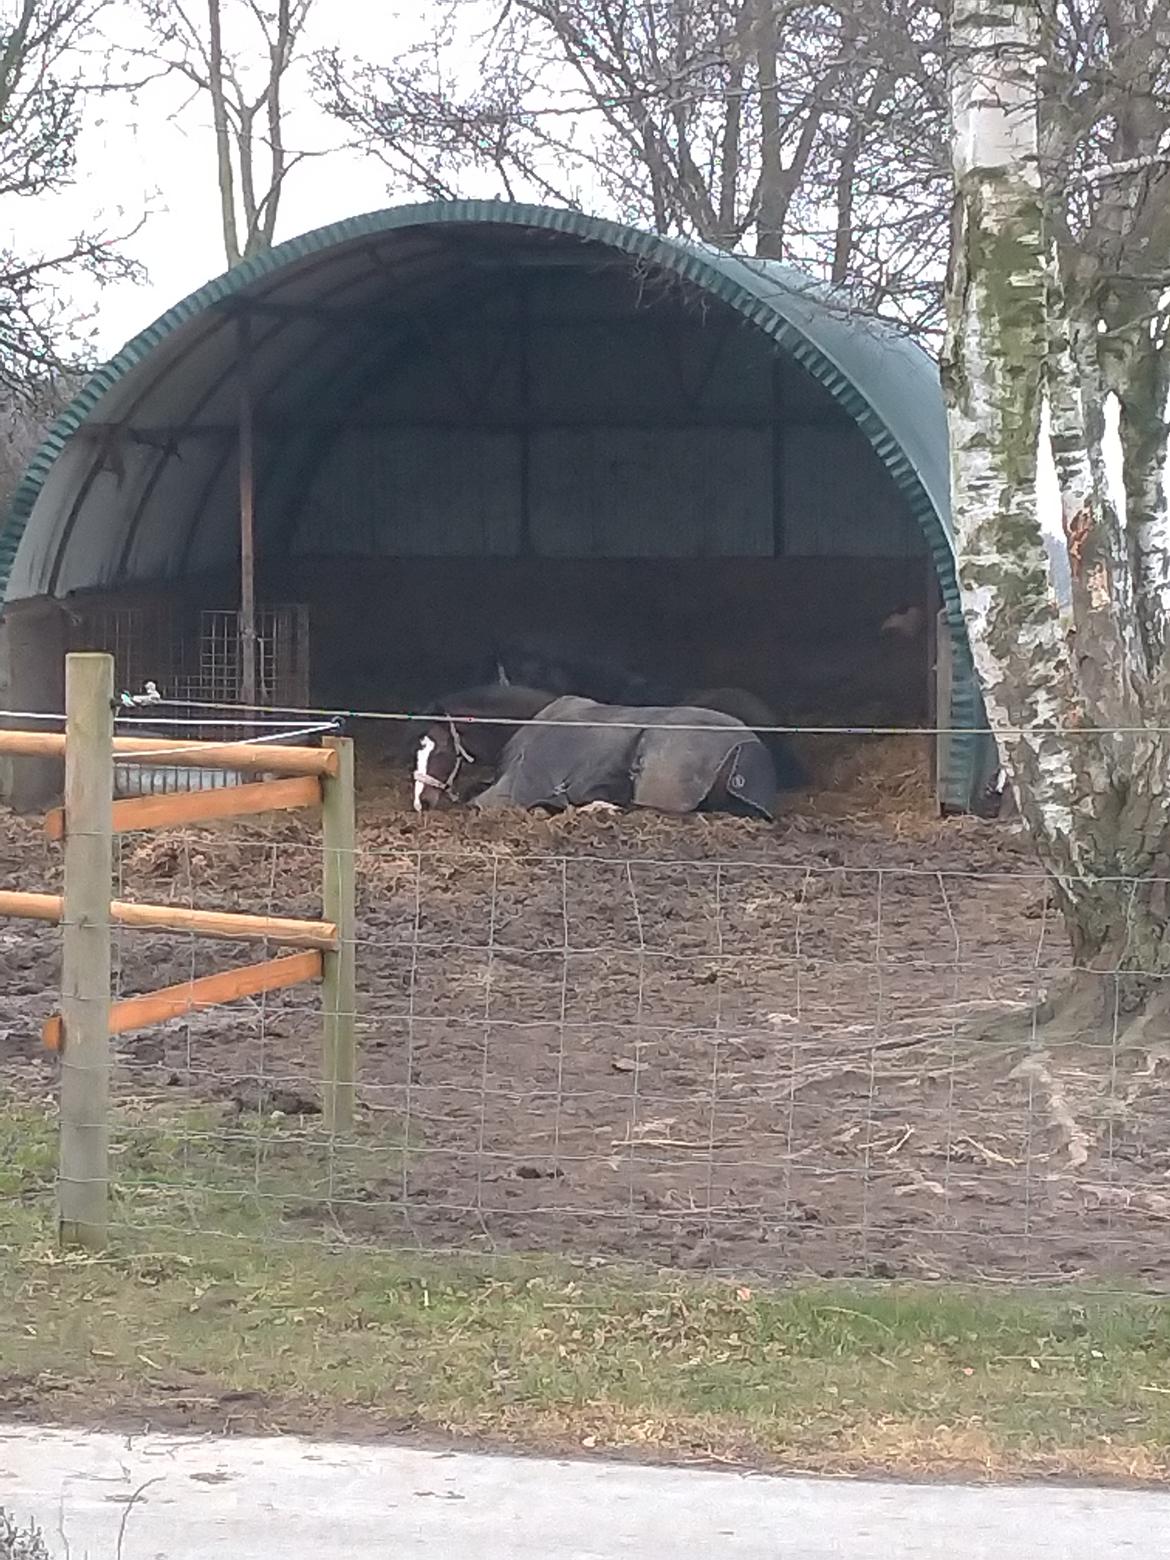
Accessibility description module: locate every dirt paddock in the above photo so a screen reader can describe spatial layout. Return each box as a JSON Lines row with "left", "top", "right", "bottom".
{"left": 2, "top": 736, "right": 1168, "bottom": 1289}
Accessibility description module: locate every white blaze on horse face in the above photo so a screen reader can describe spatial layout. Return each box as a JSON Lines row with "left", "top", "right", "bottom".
{"left": 412, "top": 736, "right": 436, "bottom": 812}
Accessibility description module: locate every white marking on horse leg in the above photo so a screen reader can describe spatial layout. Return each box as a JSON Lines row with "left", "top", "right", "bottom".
{"left": 579, "top": 800, "right": 621, "bottom": 816}
{"left": 412, "top": 736, "right": 436, "bottom": 813}
{"left": 496, "top": 661, "right": 509, "bottom": 685}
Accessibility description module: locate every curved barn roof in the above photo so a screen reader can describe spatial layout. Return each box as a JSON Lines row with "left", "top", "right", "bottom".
{"left": 0, "top": 199, "right": 985, "bottom": 804}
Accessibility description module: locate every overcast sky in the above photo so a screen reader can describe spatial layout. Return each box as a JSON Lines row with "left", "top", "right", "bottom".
{"left": 22, "top": 1, "right": 505, "bottom": 356}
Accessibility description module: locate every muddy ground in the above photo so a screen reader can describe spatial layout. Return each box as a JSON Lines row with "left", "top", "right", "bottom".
{"left": 2, "top": 735, "right": 1168, "bottom": 1288}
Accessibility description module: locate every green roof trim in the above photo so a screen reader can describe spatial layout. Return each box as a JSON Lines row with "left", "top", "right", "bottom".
{"left": 0, "top": 199, "right": 991, "bottom": 808}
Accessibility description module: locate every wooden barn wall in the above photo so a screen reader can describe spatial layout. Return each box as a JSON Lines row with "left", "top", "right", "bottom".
{"left": 289, "top": 272, "right": 927, "bottom": 563}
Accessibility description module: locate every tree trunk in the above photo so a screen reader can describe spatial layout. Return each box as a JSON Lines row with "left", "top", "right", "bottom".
{"left": 1044, "top": 264, "right": 1138, "bottom": 720}
{"left": 207, "top": 0, "right": 242, "bottom": 269}
{"left": 831, "top": 120, "right": 859, "bottom": 286}
{"left": 753, "top": 0, "right": 785, "bottom": 258}
{"left": 716, "top": 58, "right": 745, "bottom": 248}
{"left": 1040, "top": 834, "right": 1170, "bottom": 1041}
{"left": 830, "top": 14, "right": 863, "bottom": 286}
{"left": 260, "top": 0, "right": 293, "bottom": 249}
{"left": 237, "top": 102, "right": 261, "bottom": 259}
{"left": 1113, "top": 325, "right": 1170, "bottom": 675}
{"left": 945, "top": 0, "right": 1170, "bottom": 1045}
{"left": 944, "top": 0, "right": 1082, "bottom": 860}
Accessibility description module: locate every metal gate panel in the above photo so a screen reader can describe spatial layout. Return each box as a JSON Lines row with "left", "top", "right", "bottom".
{"left": 69, "top": 601, "right": 311, "bottom": 797}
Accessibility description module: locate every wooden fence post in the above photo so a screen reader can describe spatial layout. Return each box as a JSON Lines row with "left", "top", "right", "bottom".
{"left": 321, "top": 736, "right": 356, "bottom": 1134}
{"left": 934, "top": 609, "right": 953, "bottom": 816}
{"left": 58, "top": 652, "right": 113, "bottom": 1249}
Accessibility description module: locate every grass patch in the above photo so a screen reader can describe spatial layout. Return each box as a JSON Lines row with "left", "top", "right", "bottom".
{"left": 1, "top": 1096, "right": 1168, "bottom": 1481}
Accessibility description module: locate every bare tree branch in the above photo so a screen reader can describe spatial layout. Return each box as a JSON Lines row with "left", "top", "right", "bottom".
{"left": 313, "top": 0, "right": 951, "bottom": 333}
{"left": 0, "top": 0, "right": 145, "bottom": 398}
{"left": 131, "top": 0, "right": 320, "bottom": 267}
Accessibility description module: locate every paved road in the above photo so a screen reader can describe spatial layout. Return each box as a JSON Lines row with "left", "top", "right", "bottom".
{"left": 0, "top": 1426, "right": 1161, "bottom": 1558}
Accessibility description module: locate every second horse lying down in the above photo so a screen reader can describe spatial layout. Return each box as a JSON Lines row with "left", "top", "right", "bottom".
{"left": 412, "top": 683, "right": 803, "bottom": 820}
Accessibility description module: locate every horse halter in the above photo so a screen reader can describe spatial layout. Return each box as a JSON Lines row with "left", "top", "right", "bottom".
{"left": 413, "top": 718, "right": 475, "bottom": 811}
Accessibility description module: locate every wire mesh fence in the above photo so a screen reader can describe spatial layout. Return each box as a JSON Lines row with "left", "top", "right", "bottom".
{"left": 4, "top": 776, "right": 1166, "bottom": 1293}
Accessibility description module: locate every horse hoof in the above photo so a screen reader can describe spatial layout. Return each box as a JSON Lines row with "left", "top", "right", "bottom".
{"left": 579, "top": 800, "right": 621, "bottom": 816}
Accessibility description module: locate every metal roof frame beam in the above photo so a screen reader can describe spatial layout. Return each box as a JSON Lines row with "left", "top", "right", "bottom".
{"left": 81, "top": 408, "right": 856, "bottom": 441}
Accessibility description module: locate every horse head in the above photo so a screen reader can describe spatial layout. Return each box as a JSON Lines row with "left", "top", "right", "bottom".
{"left": 412, "top": 714, "right": 479, "bottom": 812}
{"left": 411, "top": 684, "right": 559, "bottom": 811}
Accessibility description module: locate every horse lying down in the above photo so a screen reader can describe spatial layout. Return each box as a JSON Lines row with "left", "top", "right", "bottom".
{"left": 473, "top": 696, "right": 778, "bottom": 818}
{"left": 481, "top": 639, "right": 805, "bottom": 790}
{"left": 412, "top": 687, "right": 779, "bottom": 820}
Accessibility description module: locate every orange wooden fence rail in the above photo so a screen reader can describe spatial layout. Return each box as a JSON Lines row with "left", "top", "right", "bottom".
{"left": 0, "top": 727, "right": 337, "bottom": 777}
{"left": 42, "top": 950, "right": 324, "bottom": 1051}
{"left": 0, "top": 889, "right": 338, "bottom": 949}
{"left": 43, "top": 774, "right": 322, "bottom": 840}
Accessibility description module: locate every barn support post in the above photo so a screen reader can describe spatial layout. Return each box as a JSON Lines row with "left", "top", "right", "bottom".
{"left": 321, "top": 735, "right": 356, "bottom": 1134}
{"left": 237, "top": 308, "right": 258, "bottom": 707}
{"left": 770, "top": 354, "right": 787, "bottom": 556}
{"left": 934, "top": 610, "right": 954, "bottom": 813}
{"left": 516, "top": 275, "right": 533, "bottom": 555}
{"left": 926, "top": 555, "right": 941, "bottom": 799}
{"left": 58, "top": 652, "right": 114, "bottom": 1250}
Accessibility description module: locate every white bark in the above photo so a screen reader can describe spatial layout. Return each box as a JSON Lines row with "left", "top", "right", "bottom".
{"left": 1044, "top": 257, "right": 1142, "bottom": 731}
{"left": 1116, "top": 349, "right": 1170, "bottom": 675}
{"left": 945, "top": 0, "right": 1083, "bottom": 866}
{"left": 939, "top": 0, "right": 1170, "bottom": 1018}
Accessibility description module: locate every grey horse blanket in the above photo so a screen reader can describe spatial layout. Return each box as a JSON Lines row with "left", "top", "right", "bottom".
{"left": 471, "top": 696, "right": 777, "bottom": 819}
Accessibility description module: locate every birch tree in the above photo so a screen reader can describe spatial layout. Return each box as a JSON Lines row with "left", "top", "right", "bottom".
{"left": 945, "top": 0, "right": 1170, "bottom": 1038}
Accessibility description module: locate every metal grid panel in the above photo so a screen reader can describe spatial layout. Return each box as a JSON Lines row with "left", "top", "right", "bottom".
{"left": 191, "top": 606, "right": 311, "bottom": 708}
{"left": 68, "top": 602, "right": 186, "bottom": 696}
{"left": 68, "top": 600, "right": 311, "bottom": 796}
{"left": 69, "top": 601, "right": 310, "bottom": 710}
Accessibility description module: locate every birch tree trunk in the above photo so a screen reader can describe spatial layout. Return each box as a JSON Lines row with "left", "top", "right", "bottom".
{"left": 1107, "top": 315, "right": 1170, "bottom": 673}
{"left": 945, "top": 0, "right": 1170, "bottom": 1037}
{"left": 945, "top": 0, "right": 1081, "bottom": 857}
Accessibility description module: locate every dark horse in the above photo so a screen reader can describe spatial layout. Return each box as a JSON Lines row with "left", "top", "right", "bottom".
{"left": 461, "top": 637, "right": 806, "bottom": 791}
{"left": 412, "top": 685, "right": 554, "bottom": 811}
{"left": 412, "top": 684, "right": 779, "bottom": 819}
{"left": 476, "top": 634, "right": 668, "bottom": 706}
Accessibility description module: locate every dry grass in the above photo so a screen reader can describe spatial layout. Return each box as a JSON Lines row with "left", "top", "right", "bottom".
{"left": 795, "top": 733, "right": 936, "bottom": 824}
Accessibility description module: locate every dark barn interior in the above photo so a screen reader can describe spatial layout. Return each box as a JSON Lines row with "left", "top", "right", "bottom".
{"left": 0, "top": 205, "right": 985, "bottom": 811}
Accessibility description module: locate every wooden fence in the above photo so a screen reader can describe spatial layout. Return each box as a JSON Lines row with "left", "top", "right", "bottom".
{"left": 0, "top": 652, "right": 356, "bottom": 1250}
